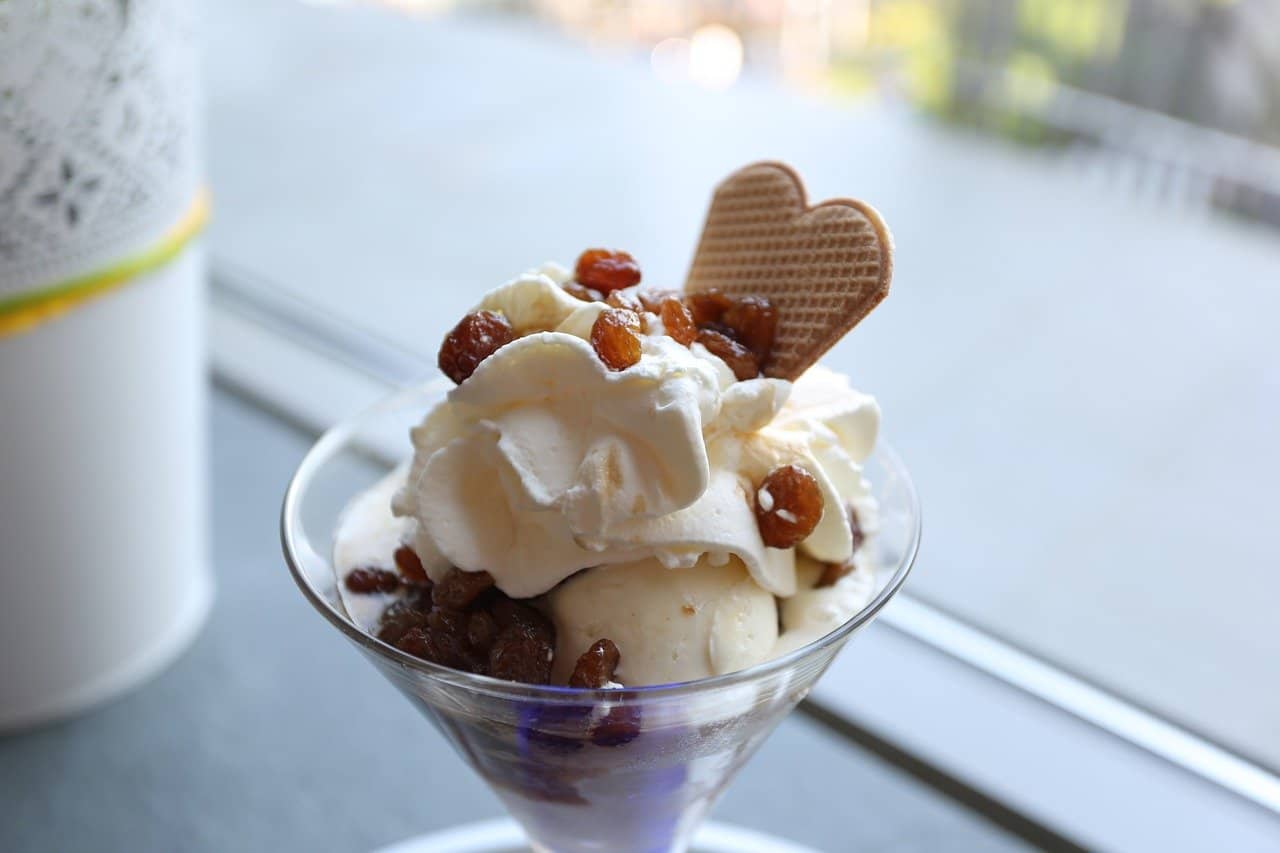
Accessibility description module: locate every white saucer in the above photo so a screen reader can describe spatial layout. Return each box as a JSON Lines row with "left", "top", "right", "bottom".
{"left": 374, "top": 818, "right": 820, "bottom": 853}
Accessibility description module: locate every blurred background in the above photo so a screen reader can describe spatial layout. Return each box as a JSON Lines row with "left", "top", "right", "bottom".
{"left": 207, "top": 0, "right": 1280, "bottom": 770}
{"left": 303, "top": 0, "right": 1280, "bottom": 219}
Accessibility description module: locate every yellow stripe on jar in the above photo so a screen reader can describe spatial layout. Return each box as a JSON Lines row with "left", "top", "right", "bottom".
{"left": 0, "top": 189, "right": 211, "bottom": 338}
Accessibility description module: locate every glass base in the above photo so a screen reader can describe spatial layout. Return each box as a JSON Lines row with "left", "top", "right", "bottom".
{"left": 374, "top": 818, "right": 820, "bottom": 853}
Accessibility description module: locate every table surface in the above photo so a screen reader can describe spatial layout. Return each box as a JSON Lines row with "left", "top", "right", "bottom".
{"left": 203, "top": 0, "right": 1280, "bottom": 768}
{"left": 0, "top": 387, "right": 1026, "bottom": 853}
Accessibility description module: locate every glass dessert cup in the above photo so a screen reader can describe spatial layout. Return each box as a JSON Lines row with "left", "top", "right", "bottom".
{"left": 282, "top": 383, "right": 921, "bottom": 853}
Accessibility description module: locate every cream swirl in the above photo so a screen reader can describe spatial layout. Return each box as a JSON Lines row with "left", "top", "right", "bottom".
{"left": 393, "top": 269, "right": 879, "bottom": 600}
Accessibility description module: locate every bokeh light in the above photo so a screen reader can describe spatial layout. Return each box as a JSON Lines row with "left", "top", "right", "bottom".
{"left": 688, "top": 24, "right": 744, "bottom": 90}
{"left": 651, "top": 37, "right": 692, "bottom": 84}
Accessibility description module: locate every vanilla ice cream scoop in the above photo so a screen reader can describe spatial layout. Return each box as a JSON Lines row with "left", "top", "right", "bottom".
{"left": 547, "top": 556, "right": 778, "bottom": 686}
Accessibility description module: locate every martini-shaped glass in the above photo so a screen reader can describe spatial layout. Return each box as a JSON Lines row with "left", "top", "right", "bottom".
{"left": 282, "top": 384, "right": 920, "bottom": 853}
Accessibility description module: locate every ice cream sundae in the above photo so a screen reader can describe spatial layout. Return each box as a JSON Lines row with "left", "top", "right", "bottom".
{"left": 333, "top": 162, "right": 894, "bottom": 691}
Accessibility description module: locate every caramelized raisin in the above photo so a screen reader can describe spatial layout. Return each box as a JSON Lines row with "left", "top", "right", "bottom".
{"left": 575, "top": 249, "right": 641, "bottom": 294}
{"left": 590, "top": 706, "right": 641, "bottom": 747}
{"left": 438, "top": 310, "right": 515, "bottom": 384}
{"left": 375, "top": 559, "right": 562, "bottom": 683}
{"left": 722, "top": 295, "right": 777, "bottom": 363}
{"left": 818, "top": 506, "right": 865, "bottom": 587}
{"left": 433, "top": 568, "right": 495, "bottom": 610}
{"left": 395, "top": 626, "right": 432, "bottom": 659}
{"left": 849, "top": 505, "right": 865, "bottom": 553}
{"left": 404, "top": 585, "right": 434, "bottom": 613}
{"left": 637, "top": 289, "right": 680, "bottom": 313}
{"left": 817, "top": 561, "right": 853, "bottom": 588}
{"left": 345, "top": 568, "right": 400, "bottom": 595}
{"left": 697, "top": 328, "right": 759, "bottom": 381}
{"left": 591, "top": 307, "right": 643, "bottom": 371}
{"left": 755, "top": 464, "right": 825, "bottom": 548}
{"left": 467, "top": 611, "right": 498, "bottom": 651}
{"left": 493, "top": 597, "right": 556, "bottom": 644}
{"left": 426, "top": 607, "right": 468, "bottom": 637}
{"left": 605, "top": 289, "right": 644, "bottom": 313}
{"left": 686, "top": 289, "right": 732, "bottom": 326}
{"left": 406, "top": 609, "right": 469, "bottom": 669}
{"left": 658, "top": 296, "right": 697, "bottom": 346}
{"left": 376, "top": 598, "right": 429, "bottom": 645}
{"left": 488, "top": 627, "right": 554, "bottom": 684}
{"left": 394, "top": 545, "right": 430, "bottom": 585}
{"left": 398, "top": 625, "right": 467, "bottom": 669}
{"left": 604, "top": 290, "right": 650, "bottom": 332}
{"left": 563, "top": 281, "right": 603, "bottom": 303}
{"left": 569, "top": 638, "right": 621, "bottom": 688}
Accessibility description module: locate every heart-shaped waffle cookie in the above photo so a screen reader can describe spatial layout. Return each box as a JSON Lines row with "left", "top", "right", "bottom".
{"left": 685, "top": 161, "right": 893, "bottom": 380}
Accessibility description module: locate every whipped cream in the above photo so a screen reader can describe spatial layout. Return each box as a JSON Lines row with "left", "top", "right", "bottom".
{"left": 393, "top": 270, "right": 879, "bottom": 601}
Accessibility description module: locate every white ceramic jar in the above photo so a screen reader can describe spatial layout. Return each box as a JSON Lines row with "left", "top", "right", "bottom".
{"left": 0, "top": 0, "right": 211, "bottom": 730}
